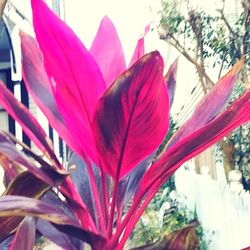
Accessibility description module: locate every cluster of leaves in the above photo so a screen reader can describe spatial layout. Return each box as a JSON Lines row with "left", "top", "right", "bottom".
{"left": 0, "top": 0, "right": 249, "bottom": 249}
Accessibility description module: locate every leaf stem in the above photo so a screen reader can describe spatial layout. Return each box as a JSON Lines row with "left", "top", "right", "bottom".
{"left": 63, "top": 177, "right": 98, "bottom": 234}
{"left": 85, "top": 158, "right": 106, "bottom": 234}
{"left": 108, "top": 190, "right": 145, "bottom": 248}
{"left": 101, "top": 167, "right": 109, "bottom": 227}
{"left": 107, "top": 178, "right": 118, "bottom": 237}
{"left": 117, "top": 181, "right": 160, "bottom": 249}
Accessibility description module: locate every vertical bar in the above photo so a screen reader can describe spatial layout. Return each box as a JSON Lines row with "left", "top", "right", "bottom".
{"left": 5, "top": 69, "right": 15, "bottom": 135}
{"left": 20, "top": 80, "right": 31, "bottom": 147}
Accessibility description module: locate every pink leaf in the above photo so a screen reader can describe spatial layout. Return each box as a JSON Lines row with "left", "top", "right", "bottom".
{"left": 31, "top": 0, "right": 106, "bottom": 162}
{"left": 0, "top": 81, "right": 57, "bottom": 162}
{"left": 90, "top": 16, "right": 126, "bottom": 88}
{"left": 129, "top": 24, "right": 150, "bottom": 67}
{"left": 92, "top": 51, "right": 170, "bottom": 180}
{"left": 21, "top": 32, "right": 90, "bottom": 161}
{"left": 166, "top": 59, "right": 243, "bottom": 149}
{"left": 165, "top": 58, "right": 178, "bottom": 107}
{"left": 142, "top": 87, "right": 250, "bottom": 190}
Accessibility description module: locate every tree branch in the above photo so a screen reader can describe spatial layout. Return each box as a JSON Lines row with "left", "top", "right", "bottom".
{"left": 218, "top": 8, "right": 242, "bottom": 59}
{"left": 162, "top": 34, "right": 214, "bottom": 93}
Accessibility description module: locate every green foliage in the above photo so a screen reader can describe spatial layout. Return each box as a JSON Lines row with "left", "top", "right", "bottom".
{"left": 129, "top": 179, "right": 210, "bottom": 249}
{"left": 160, "top": 0, "right": 250, "bottom": 189}
{"left": 160, "top": 0, "right": 249, "bottom": 70}
{"left": 155, "top": 116, "right": 178, "bottom": 157}
{"left": 230, "top": 124, "right": 250, "bottom": 189}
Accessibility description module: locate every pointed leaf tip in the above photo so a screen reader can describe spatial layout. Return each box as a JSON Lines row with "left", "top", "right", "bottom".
{"left": 228, "top": 59, "right": 244, "bottom": 76}
{"left": 90, "top": 15, "right": 126, "bottom": 87}
{"left": 31, "top": 0, "right": 106, "bottom": 163}
{"left": 166, "top": 59, "right": 241, "bottom": 149}
{"left": 129, "top": 24, "right": 150, "bottom": 67}
{"left": 93, "top": 51, "right": 169, "bottom": 179}
{"left": 165, "top": 58, "right": 178, "bottom": 107}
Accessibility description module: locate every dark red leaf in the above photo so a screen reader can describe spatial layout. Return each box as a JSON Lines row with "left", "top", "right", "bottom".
{"left": 90, "top": 16, "right": 126, "bottom": 87}
{"left": 0, "top": 195, "right": 105, "bottom": 245}
{"left": 0, "top": 170, "right": 66, "bottom": 240}
{"left": 0, "top": 235, "right": 13, "bottom": 250}
{"left": 0, "top": 131, "right": 56, "bottom": 186}
{"left": 9, "top": 217, "right": 36, "bottom": 250}
{"left": 142, "top": 87, "right": 250, "bottom": 190}
{"left": 92, "top": 51, "right": 170, "bottom": 180}
{"left": 20, "top": 32, "right": 88, "bottom": 162}
{"left": 167, "top": 60, "right": 243, "bottom": 149}
{"left": 130, "top": 222, "right": 199, "bottom": 250}
{"left": 0, "top": 81, "right": 58, "bottom": 165}
{"left": 0, "top": 154, "right": 20, "bottom": 186}
{"left": 37, "top": 191, "right": 84, "bottom": 250}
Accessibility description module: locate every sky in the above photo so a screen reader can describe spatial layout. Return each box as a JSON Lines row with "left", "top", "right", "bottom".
{"left": 8, "top": 0, "right": 242, "bottom": 118}
{"left": 63, "top": 0, "right": 186, "bottom": 113}
{"left": 63, "top": 0, "right": 166, "bottom": 63}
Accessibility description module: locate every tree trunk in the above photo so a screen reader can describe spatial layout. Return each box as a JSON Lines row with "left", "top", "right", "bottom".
{"left": 219, "top": 137, "right": 235, "bottom": 179}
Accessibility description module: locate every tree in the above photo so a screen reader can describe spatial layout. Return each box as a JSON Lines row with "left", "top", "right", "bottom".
{"left": 159, "top": 0, "right": 250, "bottom": 179}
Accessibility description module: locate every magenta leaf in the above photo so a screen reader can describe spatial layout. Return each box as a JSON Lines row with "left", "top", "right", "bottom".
{"left": 92, "top": 51, "right": 170, "bottom": 180}
{"left": 31, "top": 0, "right": 106, "bottom": 163}
{"left": 165, "top": 59, "right": 178, "bottom": 107}
{"left": 167, "top": 60, "right": 243, "bottom": 149}
{"left": 90, "top": 16, "right": 126, "bottom": 87}
{"left": 129, "top": 25, "right": 150, "bottom": 67}
{"left": 0, "top": 81, "right": 57, "bottom": 163}
{"left": 20, "top": 33, "right": 63, "bottom": 135}
{"left": 9, "top": 217, "right": 36, "bottom": 250}
{"left": 20, "top": 32, "right": 89, "bottom": 161}
{"left": 142, "top": 88, "right": 250, "bottom": 190}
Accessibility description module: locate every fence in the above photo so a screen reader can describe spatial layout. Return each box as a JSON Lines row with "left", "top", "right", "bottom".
{"left": 175, "top": 162, "right": 250, "bottom": 250}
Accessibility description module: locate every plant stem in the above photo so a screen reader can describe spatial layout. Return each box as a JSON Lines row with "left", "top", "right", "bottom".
{"left": 63, "top": 177, "right": 98, "bottom": 234}
{"left": 117, "top": 181, "right": 162, "bottom": 249}
{"left": 85, "top": 158, "right": 106, "bottom": 234}
{"left": 108, "top": 190, "right": 145, "bottom": 248}
{"left": 107, "top": 178, "right": 118, "bottom": 237}
{"left": 110, "top": 168, "right": 174, "bottom": 248}
{"left": 101, "top": 166, "right": 109, "bottom": 227}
